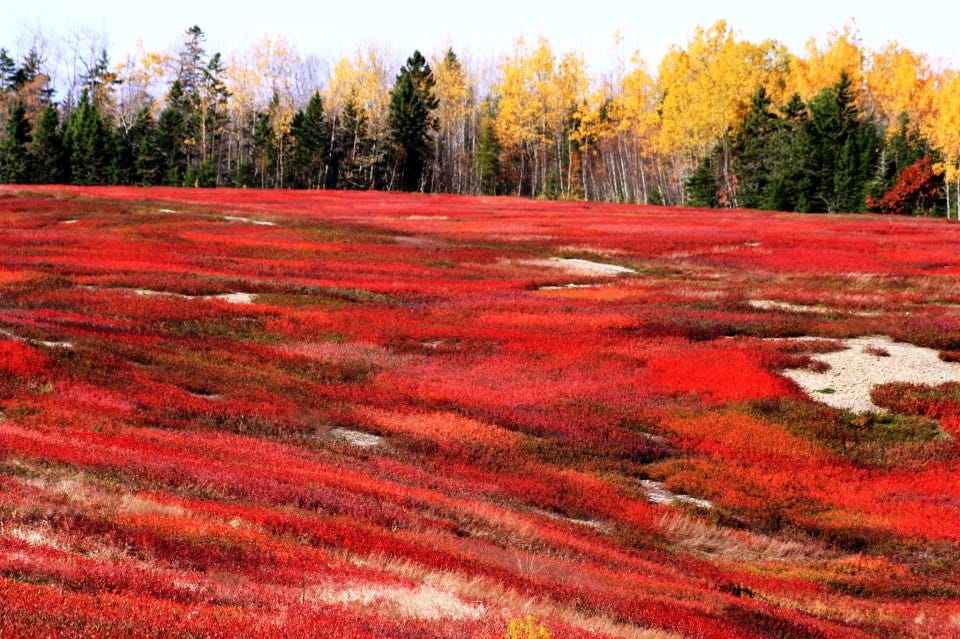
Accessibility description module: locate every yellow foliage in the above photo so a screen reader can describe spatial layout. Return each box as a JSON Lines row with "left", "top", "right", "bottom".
{"left": 432, "top": 50, "right": 470, "bottom": 137}
{"left": 865, "top": 42, "right": 933, "bottom": 130}
{"left": 655, "top": 20, "right": 788, "bottom": 160}
{"left": 926, "top": 70, "right": 960, "bottom": 183}
{"left": 505, "top": 614, "right": 552, "bottom": 639}
{"left": 785, "top": 23, "right": 865, "bottom": 104}
{"left": 495, "top": 37, "right": 587, "bottom": 150}
{"left": 325, "top": 43, "right": 391, "bottom": 136}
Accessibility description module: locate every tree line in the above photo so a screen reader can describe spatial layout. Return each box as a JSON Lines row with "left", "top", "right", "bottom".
{"left": 0, "top": 21, "right": 958, "bottom": 215}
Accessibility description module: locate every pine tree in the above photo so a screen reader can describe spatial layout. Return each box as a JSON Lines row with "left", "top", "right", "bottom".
{"left": 805, "top": 73, "right": 880, "bottom": 212}
{"left": 0, "top": 101, "right": 31, "bottom": 183}
{"left": 64, "top": 91, "right": 107, "bottom": 185}
{"left": 153, "top": 81, "right": 189, "bottom": 185}
{"left": 767, "top": 94, "right": 816, "bottom": 212}
{"left": 387, "top": 50, "right": 438, "bottom": 191}
{"left": 334, "top": 90, "right": 374, "bottom": 190}
{"left": 732, "top": 87, "right": 778, "bottom": 209}
{"left": 30, "top": 102, "right": 65, "bottom": 183}
{"left": 0, "top": 49, "right": 16, "bottom": 92}
{"left": 289, "top": 91, "right": 329, "bottom": 189}
{"left": 473, "top": 101, "right": 502, "bottom": 195}
{"left": 685, "top": 155, "right": 720, "bottom": 208}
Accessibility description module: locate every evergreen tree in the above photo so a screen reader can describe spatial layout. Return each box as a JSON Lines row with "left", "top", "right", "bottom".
{"left": 387, "top": 50, "right": 438, "bottom": 191}
{"left": 0, "top": 101, "right": 31, "bottom": 183}
{"left": 128, "top": 107, "right": 159, "bottom": 185}
{"left": 767, "top": 94, "right": 816, "bottom": 212}
{"left": 685, "top": 155, "right": 720, "bottom": 208}
{"left": 30, "top": 102, "right": 65, "bottom": 183}
{"left": 732, "top": 87, "right": 779, "bottom": 209}
{"left": 805, "top": 73, "right": 880, "bottom": 212}
{"left": 473, "top": 102, "right": 502, "bottom": 195}
{"left": 0, "top": 49, "right": 16, "bottom": 92}
{"left": 153, "top": 81, "right": 189, "bottom": 185}
{"left": 334, "top": 90, "right": 374, "bottom": 190}
{"left": 202, "top": 52, "right": 230, "bottom": 184}
{"left": 289, "top": 91, "right": 329, "bottom": 189}
{"left": 64, "top": 91, "right": 108, "bottom": 185}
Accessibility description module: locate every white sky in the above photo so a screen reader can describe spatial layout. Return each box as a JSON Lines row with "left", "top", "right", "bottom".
{"left": 2, "top": 0, "right": 958, "bottom": 83}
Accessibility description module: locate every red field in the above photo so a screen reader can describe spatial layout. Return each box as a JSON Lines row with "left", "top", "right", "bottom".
{"left": 1, "top": 186, "right": 960, "bottom": 638}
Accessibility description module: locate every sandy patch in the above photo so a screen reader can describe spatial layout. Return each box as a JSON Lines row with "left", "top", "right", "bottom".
{"left": 157, "top": 208, "right": 179, "bottom": 214}
{"left": 0, "top": 328, "right": 73, "bottom": 350}
{"left": 536, "top": 283, "right": 602, "bottom": 291}
{"left": 133, "top": 289, "right": 256, "bottom": 304}
{"left": 640, "top": 480, "right": 713, "bottom": 509}
{"left": 534, "top": 508, "right": 605, "bottom": 530}
{"left": 783, "top": 335, "right": 960, "bottom": 413}
{"left": 330, "top": 428, "right": 383, "bottom": 448}
{"left": 60, "top": 219, "right": 78, "bottom": 224}
{"left": 522, "top": 257, "right": 635, "bottom": 277}
{"left": 224, "top": 215, "right": 277, "bottom": 226}
{"left": 313, "top": 582, "right": 483, "bottom": 620}
{"left": 208, "top": 292, "right": 256, "bottom": 304}
{"left": 4, "top": 524, "right": 64, "bottom": 550}
{"left": 749, "top": 299, "right": 882, "bottom": 317}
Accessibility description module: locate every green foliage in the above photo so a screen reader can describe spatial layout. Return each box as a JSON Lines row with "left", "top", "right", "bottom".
{"left": 473, "top": 101, "right": 502, "bottom": 195}
{"left": 387, "top": 50, "right": 438, "bottom": 191}
{"left": 64, "top": 91, "right": 108, "bottom": 185}
{"left": 289, "top": 91, "right": 330, "bottom": 189}
{"left": 0, "top": 101, "right": 31, "bottom": 183}
{"left": 723, "top": 74, "right": 938, "bottom": 215}
{"left": 334, "top": 89, "right": 376, "bottom": 190}
{"left": 30, "top": 103, "right": 66, "bottom": 184}
{"left": 685, "top": 154, "right": 720, "bottom": 208}
{"left": 732, "top": 87, "right": 779, "bottom": 209}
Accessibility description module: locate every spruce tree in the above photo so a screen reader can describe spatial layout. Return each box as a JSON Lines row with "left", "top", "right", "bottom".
{"left": 334, "top": 90, "right": 374, "bottom": 190}
{"left": 153, "top": 81, "right": 189, "bottom": 185}
{"left": 805, "top": 73, "right": 880, "bottom": 212}
{"left": 685, "top": 155, "right": 719, "bottom": 208}
{"left": 0, "top": 101, "right": 31, "bottom": 183}
{"left": 64, "top": 91, "right": 107, "bottom": 185}
{"left": 30, "top": 102, "right": 65, "bottom": 183}
{"left": 767, "top": 94, "right": 816, "bottom": 212}
{"left": 473, "top": 102, "right": 502, "bottom": 195}
{"left": 289, "top": 91, "right": 329, "bottom": 189}
{"left": 732, "top": 87, "right": 778, "bottom": 209}
{"left": 387, "top": 50, "right": 438, "bottom": 191}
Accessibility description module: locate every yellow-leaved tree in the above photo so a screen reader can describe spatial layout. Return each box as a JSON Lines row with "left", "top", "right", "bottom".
{"left": 926, "top": 70, "right": 960, "bottom": 218}
{"left": 431, "top": 48, "right": 473, "bottom": 193}
{"left": 786, "top": 23, "right": 865, "bottom": 104}
{"left": 656, "top": 20, "right": 789, "bottom": 204}
{"left": 864, "top": 41, "right": 933, "bottom": 132}
{"left": 495, "top": 37, "right": 587, "bottom": 197}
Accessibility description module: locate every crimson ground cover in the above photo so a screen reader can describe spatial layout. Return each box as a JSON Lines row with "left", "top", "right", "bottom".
{"left": 1, "top": 186, "right": 960, "bottom": 637}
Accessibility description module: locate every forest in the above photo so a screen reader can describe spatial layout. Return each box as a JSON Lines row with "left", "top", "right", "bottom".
{"left": 0, "top": 21, "right": 958, "bottom": 215}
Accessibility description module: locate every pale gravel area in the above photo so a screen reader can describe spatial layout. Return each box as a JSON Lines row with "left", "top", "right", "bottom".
{"left": 783, "top": 335, "right": 960, "bottom": 413}
{"left": 0, "top": 328, "right": 73, "bottom": 349}
{"left": 521, "top": 257, "right": 635, "bottom": 277}
{"left": 330, "top": 427, "right": 383, "bottom": 448}
{"left": 311, "top": 582, "right": 484, "bottom": 620}
{"left": 749, "top": 299, "right": 830, "bottom": 313}
{"left": 639, "top": 480, "right": 713, "bottom": 509}
{"left": 133, "top": 289, "right": 256, "bottom": 304}
{"left": 537, "top": 283, "right": 602, "bottom": 291}
{"left": 749, "top": 299, "right": 882, "bottom": 317}
{"left": 223, "top": 215, "right": 276, "bottom": 226}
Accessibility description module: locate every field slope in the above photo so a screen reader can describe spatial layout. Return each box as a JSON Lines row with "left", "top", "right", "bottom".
{"left": 1, "top": 186, "right": 960, "bottom": 638}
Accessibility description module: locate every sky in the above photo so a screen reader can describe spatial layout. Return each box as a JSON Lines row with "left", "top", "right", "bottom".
{"left": 1, "top": 0, "right": 958, "bottom": 81}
